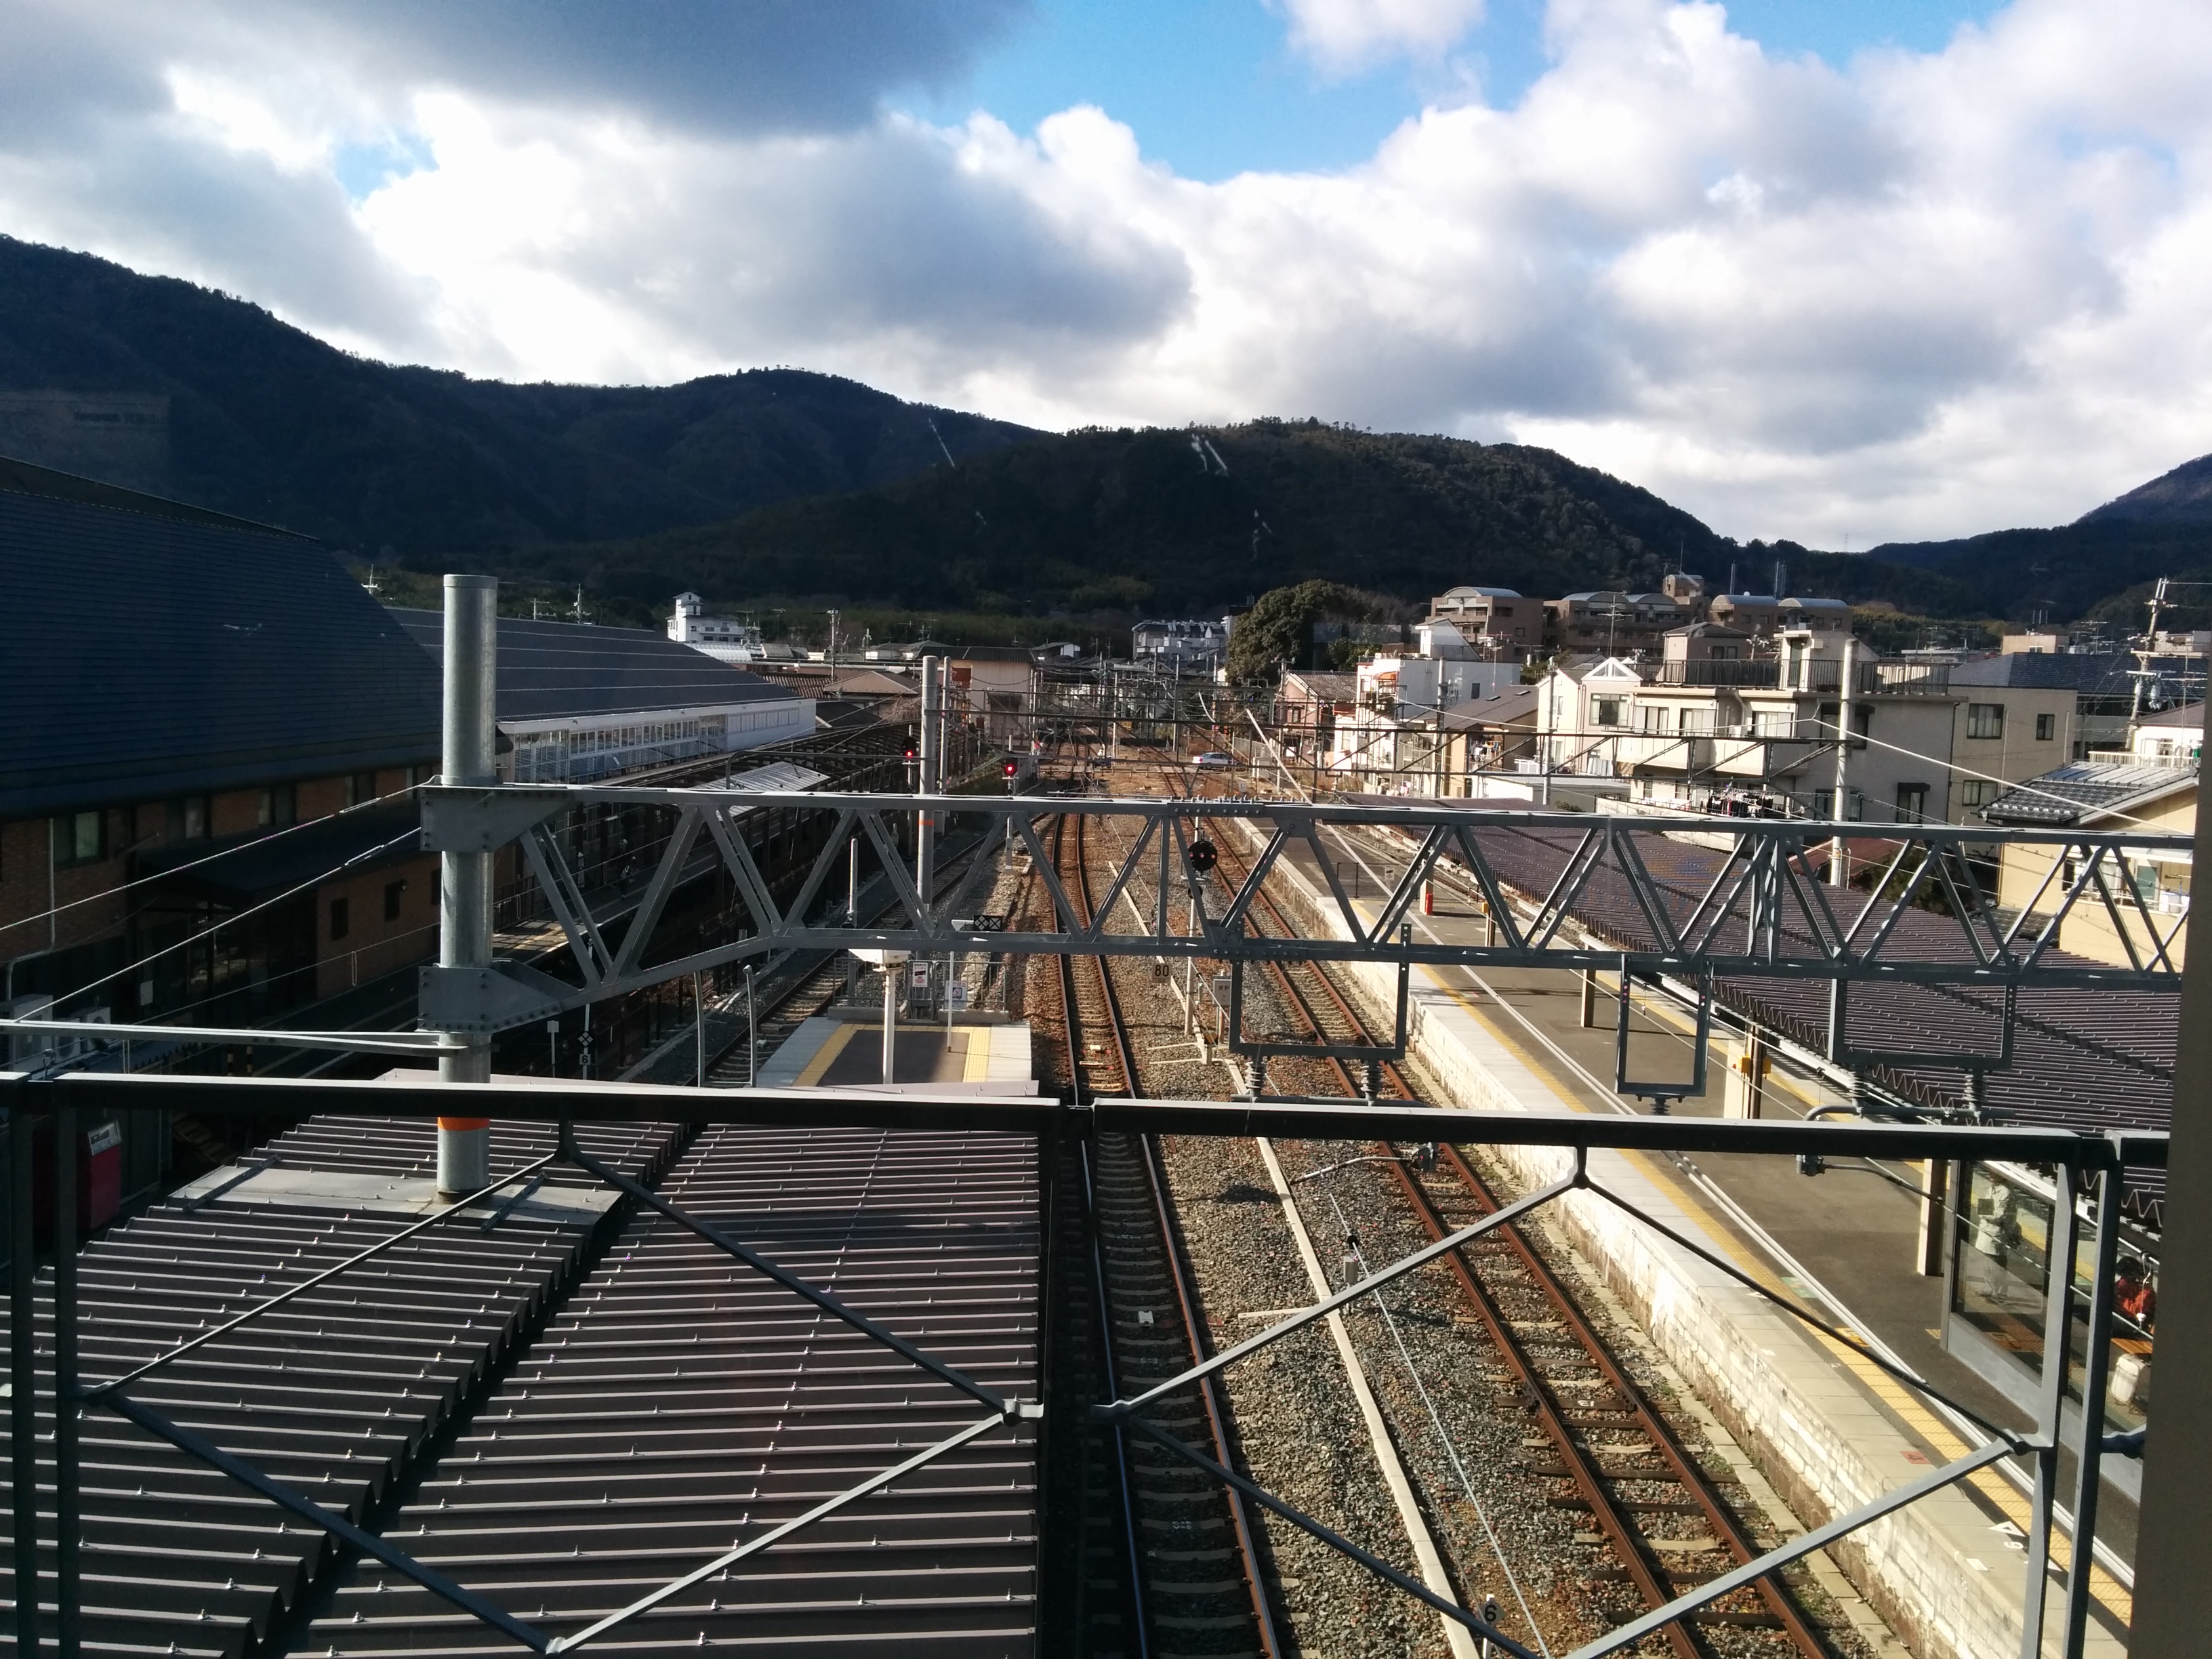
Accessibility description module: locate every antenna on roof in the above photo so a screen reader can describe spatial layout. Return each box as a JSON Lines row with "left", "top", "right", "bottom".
{"left": 573, "top": 586, "right": 590, "bottom": 626}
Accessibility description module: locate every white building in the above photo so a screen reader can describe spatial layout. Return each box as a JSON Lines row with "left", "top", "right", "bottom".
{"left": 669, "top": 592, "right": 773, "bottom": 663}
{"left": 1132, "top": 617, "right": 1230, "bottom": 675}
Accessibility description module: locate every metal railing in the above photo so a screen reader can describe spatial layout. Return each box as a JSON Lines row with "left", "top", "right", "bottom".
{"left": 3, "top": 1076, "right": 2164, "bottom": 1658}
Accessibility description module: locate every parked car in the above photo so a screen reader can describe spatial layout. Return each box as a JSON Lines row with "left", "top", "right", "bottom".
{"left": 1191, "top": 752, "right": 1235, "bottom": 770}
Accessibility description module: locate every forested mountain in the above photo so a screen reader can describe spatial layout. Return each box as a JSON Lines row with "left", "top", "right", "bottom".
{"left": 0, "top": 235, "right": 1033, "bottom": 554}
{"left": 501, "top": 419, "right": 1757, "bottom": 619}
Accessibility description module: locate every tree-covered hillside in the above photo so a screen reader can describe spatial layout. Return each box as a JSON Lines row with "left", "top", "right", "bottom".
{"left": 501, "top": 419, "right": 1767, "bottom": 618}
{"left": 0, "top": 234, "right": 1033, "bottom": 553}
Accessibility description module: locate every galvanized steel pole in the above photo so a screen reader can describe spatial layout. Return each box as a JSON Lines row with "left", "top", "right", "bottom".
{"left": 917, "top": 655, "right": 941, "bottom": 911}
{"left": 436, "top": 574, "right": 497, "bottom": 1194}
{"left": 2131, "top": 773, "right": 2212, "bottom": 1654}
{"left": 1830, "top": 634, "right": 1855, "bottom": 886}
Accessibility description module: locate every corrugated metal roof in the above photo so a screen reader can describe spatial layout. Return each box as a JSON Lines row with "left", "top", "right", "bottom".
{"left": 0, "top": 1118, "right": 680, "bottom": 1659}
{"left": 0, "top": 490, "right": 443, "bottom": 818}
{"left": 308, "top": 1123, "right": 1040, "bottom": 1657}
{"left": 390, "top": 612, "right": 802, "bottom": 726}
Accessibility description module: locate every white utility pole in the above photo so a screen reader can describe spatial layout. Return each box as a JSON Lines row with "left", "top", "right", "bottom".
{"left": 436, "top": 574, "right": 497, "bottom": 1195}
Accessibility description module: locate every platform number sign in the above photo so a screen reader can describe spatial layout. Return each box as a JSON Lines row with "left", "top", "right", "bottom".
{"left": 1187, "top": 837, "right": 1218, "bottom": 874}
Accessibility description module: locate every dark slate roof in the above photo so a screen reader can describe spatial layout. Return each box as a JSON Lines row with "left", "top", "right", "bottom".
{"left": 389, "top": 611, "right": 801, "bottom": 724}
{"left": 1948, "top": 651, "right": 2139, "bottom": 692}
{"left": 0, "top": 483, "right": 442, "bottom": 819}
{"left": 2138, "top": 701, "right": 2205, "bottom": 729}
{"left": 1981, "top": 761, "right": 2196, "bottom": 825}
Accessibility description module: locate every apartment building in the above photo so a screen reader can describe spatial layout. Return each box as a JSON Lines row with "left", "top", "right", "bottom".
{"left": 1546, "top": 623, "right": 2074, "bottom": 823}
{"left": 1427, "top": 586, "right": 1545, "bottom": 654}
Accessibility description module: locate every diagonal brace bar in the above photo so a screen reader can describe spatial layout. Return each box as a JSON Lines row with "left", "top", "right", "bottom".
{"left": 548, "top": 1411, "right": 1009, "bottom": 1652}
{"left": 1098, "top": 1168, "right": 1574, "bottom": 1420}
{"left": 564, "top": 1136, "right": 1017, "bottom": 1415}
{"left": 102, "top": 1391, "right": 552, "bottom": 1653}
{"left": 1564, "top": 1441, "right": 2014, "bottom": 1658}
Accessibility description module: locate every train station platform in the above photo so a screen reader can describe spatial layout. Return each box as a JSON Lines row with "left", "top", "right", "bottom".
{"left": 1241, "top": 817, "right": 2134, "bottom": 1659}
{"left": 760, "top": 1015, "right": 1037, "bottom": 1094}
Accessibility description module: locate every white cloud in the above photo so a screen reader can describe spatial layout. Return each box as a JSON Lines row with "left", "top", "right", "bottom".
{"left": 1277, "top": 0, "right": 1488, "bottom": 74}
{"left": 0, "top": 0, "right": 2208, "bottom": 548}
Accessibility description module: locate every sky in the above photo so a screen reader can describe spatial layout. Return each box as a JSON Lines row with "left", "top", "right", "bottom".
{"left": 0, "top": 0, "right": 2206, "bottom": 548}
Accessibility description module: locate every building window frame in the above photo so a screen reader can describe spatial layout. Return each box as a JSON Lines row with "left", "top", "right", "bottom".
{"left": 2035, "top": 712, "right": 2056, "bottom": 742}
{"left": 52, "top": 811, "right": 106, "bottom": 869}
{"left": 1967, "top": 702, "right": 2005, "bottom": 739}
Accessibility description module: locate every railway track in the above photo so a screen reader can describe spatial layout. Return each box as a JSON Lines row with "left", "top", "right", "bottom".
{"left": 1208, "top": 828, "right": 1837, "bottom": 1659}
{"left": 1047, "top": 812, "right": 1282, "bottom": 1659}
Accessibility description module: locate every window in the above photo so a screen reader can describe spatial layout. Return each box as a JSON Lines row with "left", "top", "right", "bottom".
{"left": 52, "top": 811, "right": 104, "bottom": 867}
{"left": 1967, "top": 703, "right": 2005, "bottom": 739}
{"left": 1896, "top": 782, "right": 1929, "bottom": 823}
{"left": 1959, "top": 778, "right": 2000, "bottom": 814}
{"left": 1813, "top": 789, "right": 1835, "bottom": 819}
{"left": 2035, "top": 712, "right": 2056, "bottom": 742}
{"left": 384, "top": 879, "right": 406, "bottom": 922}
{"left": 1593, "top": 697, "right": 1624, "bottom": 727}
{"left": 258, "top": 783, "right": 296, "bottom": 827}
{"left": 329, "top": 897, "right": 350, "bottom": 941}
{"left": 168, "top": 796, "right": 210, "bottom": 841}
{"left": 1638, "top": 705, "right": 1673, "bottom": 733}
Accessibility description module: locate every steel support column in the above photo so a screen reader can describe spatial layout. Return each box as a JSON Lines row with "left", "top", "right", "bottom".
{"left": 9, "top": 1098, "right": 37, "bottom": 1658}
{"left": 436, "top": 573, "right": 497, "bottom": 1192}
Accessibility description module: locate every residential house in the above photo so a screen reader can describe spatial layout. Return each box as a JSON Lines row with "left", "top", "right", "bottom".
{"left": 947, "top": 647, "right": 1036, "bottom": 748}
{"left": 1443, "top": 683, "right": 1542, "bottom": 792}
{"left": 1131, "top": 618, "right": 1229, "bottom": 676}
{"left": 1984, "top": 758, "right": 2194, "bottom": 968}
{"left": 1947, "top": 652, "right": 2141, "bottom": 764}
{"left": 1603, "top": 623, "right": 2073, "bottom": 823}
{"left": 1427, "top": 586, "right": 1544, "bottom": 655}
{"left": 1707, "top": 594, "right": 1784, "bottom": 636}
{"left": 1275, "top": 670, "right": 1357, "bottom": 764}
{"left": 1545, "top": 592, "right": 1675, "bottom": 655}
{"left": 2129, "top": 702, "right": 2203, "bottom": 765}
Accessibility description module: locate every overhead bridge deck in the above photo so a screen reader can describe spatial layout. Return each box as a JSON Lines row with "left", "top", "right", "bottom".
{"left": 2, "top": 1113, "right": 1042, "bottom": 1659}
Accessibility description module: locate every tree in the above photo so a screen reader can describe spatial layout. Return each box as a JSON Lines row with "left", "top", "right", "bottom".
{"left": 1227, "top": 580, "right": 1357, "bottom": 684}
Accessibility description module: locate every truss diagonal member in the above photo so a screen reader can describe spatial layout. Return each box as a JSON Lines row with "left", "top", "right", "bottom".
{"left": 610, "top": 806, "right": 705, "bottom": 977}
{"left": 1450, "top": 825, "right": 1525, "bottom": 950}
{"left": 1016, "top": 813, "right": 1084, "bottom": 935}
{"left": 1371, "top": 825, "right": 1448, "bottom": 944}
{"left": 80, "top": 1153, "right": 560, "bottom": 1402}
{"left": 1679, "top": 842, "right": 1759, "bottom": 960}
{"left": 1527, "top": 829, "right": 1605, "bottom": 950}
{"left": 101, "top": 1391, "right": 553, "bottom": 1654}
{"left": 701, "top": 806, "right": 782, "bottom": 937}
{"left": 1119, "top": 1415, "right": 1540, "bottom": 1659}
{"left": 2015, "top": 842, "right": 2110, "bottom": 972}
{"left": 1776, "top": 844, "right": 1849, "bottom": 962}
{"left": 1562, "top": 1441, "right": 2012, "bottom": 1659}
{"left": 859, "top": 807, "right": 936, "bottom": 931}
{"left": 1855, "top": 839, "right": 1944, "bottom": 966}
{"left": 1948, "top": 844, "right": 2015, "bottom": 968}
{"left": 1214, "top": 823, "right": 1292, "bottom": 939}
{"left": 1097, "top": 1171, "right": 1572, "bottom": 1420}
{"left": 779, "top": 804, "right": 860, "bottom": 934}
{"left": 563, "top": 1140, "right": 1015, "bottom": 1415}
{"left": 1840, "top": 835, "right": 1919, "bottom": 951}
{"left": 1298, "top": 819, "right": 1368, "bottom": 940}
{"left": 1578, "top": 1177, "right": 2026, "bottom": 1443}
{"left": 520, "top": 825, "right": 611, "bottom": 987}
{"left": 1923, "top": 846, "right": 2001, "bottom": 970}
{"left": 2081, "top": 855, "right": 2153, "bottom": 975}
{"left": 1609, "top": 828, "right": 1683, "bottom": 956}
{"left": 1082, "top": 814, "right": 1159, "bottom": 943}
{"left": 546, "top": 1410, "right": 1010, "bottom": 1654}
